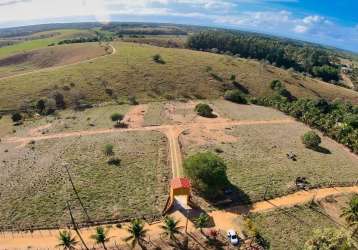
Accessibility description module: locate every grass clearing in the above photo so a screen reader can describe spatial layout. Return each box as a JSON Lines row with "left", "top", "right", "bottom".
{"left": 180, "top": 104, "right": 358, "bottom": 202}
{"left": 0, "top": 130, "right": 169, "bottom": 228}
{"left": 0, "top": 42, "right": 357, "bottom": 110}
{"left": 249, "top": 204, "right": 338, "bottom": 250}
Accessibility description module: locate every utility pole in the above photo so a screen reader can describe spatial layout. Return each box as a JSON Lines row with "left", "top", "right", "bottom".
{"left": 67, "top": 201, "right": 89, "bottom": 250}
{"left": 64, "top": 164, "right": 91, "bottom": 223}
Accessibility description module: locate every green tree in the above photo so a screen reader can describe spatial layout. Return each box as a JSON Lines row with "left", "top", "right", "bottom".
{"left": 160, "top": 216, "right": 183, "bottom": 243}
{"left": 195, "top": 103, "right": 214, "bottom": 118}
{"left": 184, "top": 152, "right": 229, "bottom": 197}
{"left": 270, "top": 80, "right": 283, "bottom": 91}
{"left": 90, "top": 226, "right": 109, "bottom": 250}
{"left": 195, "top": 213, "right": 209, "bottom": 233}
{"left": 110, "top": 113, "right": 124, "bottom": 125}
{"left": 304, "top": 228, "right": 353, "bottom": 250}
{"left": 57, "top": 230, "right": 78, "bottom": 250}
{"left": 104, "top": 144, "right": 114, "bottom": 156}
{"left": 341, "top": 195, "right": 358, "bottom": 233}
{"left": 125, "top": 219, "right": 148, "bottom": 249}
{"left": 302, "top": 131, "right": 321, "bottom": 149}
{"left": 224, "top": 90, "right": 247, "bottom": 104}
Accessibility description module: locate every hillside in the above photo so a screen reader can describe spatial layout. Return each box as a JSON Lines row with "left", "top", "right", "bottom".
{"left": 0, "top": 41, "right": 357, "bottom": 110}
{"left": 0, "top": 43, "right": 110, "bottom": 78}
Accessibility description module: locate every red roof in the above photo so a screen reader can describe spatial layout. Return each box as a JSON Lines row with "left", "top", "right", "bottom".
{"left": 171, "top": 178, "right": 191, "bottom": 189}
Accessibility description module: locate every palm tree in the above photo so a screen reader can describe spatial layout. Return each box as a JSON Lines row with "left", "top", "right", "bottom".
{"left": 195, "top": 213, "right": 209, "bottom": 234}
{"left": 125, "top": 219, "right": 148, "bottom": 249}
{"left": 90, "top": 226, "right": 110, "bottom": 250}
{"left": 57, "top": 230, "right": 78, "bottom": 250}
{"left": 160, "top": 216, "right": 183, "bottom": 243}
{"left": 341, "top": 195, "right": 358, "bottom": 227}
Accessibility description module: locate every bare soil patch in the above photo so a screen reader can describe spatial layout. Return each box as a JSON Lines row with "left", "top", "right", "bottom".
{"left": 123, "top": 104, "right": 148, "bottom": 128}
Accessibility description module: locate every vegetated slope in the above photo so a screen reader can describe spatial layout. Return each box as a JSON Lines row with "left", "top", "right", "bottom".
{"left": 0, "top": 42, "right": 357, "bottom": 110}
{"left": 0, "top": 43, "right": 110, "bottom": 78}
{"left": 0, "top": 29, "right": 97, "bottom": 59}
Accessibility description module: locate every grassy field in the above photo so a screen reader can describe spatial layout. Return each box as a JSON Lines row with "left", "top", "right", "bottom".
{"left": 180, "top": 102, "right": 358, "bottom": 202}
{"left": 0, "top": 29, "right": 96, "bottom": 59}
{"left": 249, "top": 204, "right": 338, "bottom": 250}
{"left": 0, "top": 41, "right": 357, "bottom": 110}
{"left": 0, "top": 43, "right": 109, "bottom": 78}
{"left": 0, "top": 130, "right": 169, "bottom": 228}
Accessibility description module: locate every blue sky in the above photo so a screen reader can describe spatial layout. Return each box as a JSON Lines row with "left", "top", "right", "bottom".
{"left": 0, "top": 0, "right": 357, "bottom": 52}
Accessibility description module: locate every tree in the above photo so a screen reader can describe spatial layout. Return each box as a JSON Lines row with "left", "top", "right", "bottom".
{"left": 341, "top": 195, "right": 358, "bottom": 233}
{"left": 195, "top": 103, "right": 214, "bottom": 118}
{"left": 104, "top": 144, "right": 114, "bottom": 156}
{"left": 110, "top": 113, "right": 124, "bottom": 125}
{"left": 125, "top": 219, "right": 148, "bottom": 249}
{"left": 270, "top": 80, "right": 283, "bottom": 91}
{"left": 57, "top": 230, "right": 78, "bottom": 250}
{"left": 184, "top": 152, "right": 229, "bottom": 197}
{"left": 224, "top": 90, "right": 248, "bottom": 104}
{"left": 152, "top": 54, "right": 165, "bottom": 64}
{"left": 36, "top": 99, "right": 46, "bottom": 114}
{"left": 52, "top": 91, "right": 66, "bottom": 109}
{"left": 11, "top": 112, "right": 22, "bottom": 122}
{"left": 304, "top": 228, "right": 353, "bottom": 250}
{"left": 302, "top": 131, "right": 321, "bottom": 149}
{"left": 312, "top": 65, "right": 339, "bottom": 82}
{"left": 160, "top": 216, "right": 183, "bottom": 243}
{"left": 195, "top": 213, "right": 209, "bottom": 233}
{"left": 90, "top": 226, "right": 109, "bottom": 250}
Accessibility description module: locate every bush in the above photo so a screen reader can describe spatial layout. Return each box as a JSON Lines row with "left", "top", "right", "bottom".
{"left": 104, "top": 144, "right": 114, "bottom": 156}
{"left": 195, "top": 103, "right": 214, "bottom": 117}
{"left": 110, "top": 113, "right": 124, "bottom": 123}
{"left": 224, "top": 90, "right": 248, "bottom": 104}
{"left": 270, "top": 80, "right": 283, "bottom": 91}
{"left": 128, "top": 96, "right": 138, "bottom": 105}
{"left": 51, "top": 91, "right": 65, "bottom": 109}
{"left": 312, "top": 65, "right": 339, "bottom": 82}
{"left": 183, "top": 152, "right": 229, "bottom": 197}
{"left": 152, "top": 54, "right": 165, "bottom": 64}
{"left": 302, "top": 131, "right": 321, "bottom": 149}
{"left": 11, "top": 112, "right": 22, "bottom": 122}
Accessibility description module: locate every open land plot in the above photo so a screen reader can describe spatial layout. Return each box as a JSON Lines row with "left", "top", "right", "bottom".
{"left": 1, "top": 42, "right": 358, "bottom": 110}
{"left": 249, "top": 204, "right": 338, "bottom": 250}
{"left": 0, "top": 130, "right": 170, "bottom": 228}
{"left": 180, "top": 105, "right": 358, "bottom": 202}
{"left": 0, "top": 43, "right": 109, "bottom": 78}
{"left": 0, "top": 29, "right": 97, "bottom": 59}
{"left": 9, "top": 104, "right": 131, "bottom": 137}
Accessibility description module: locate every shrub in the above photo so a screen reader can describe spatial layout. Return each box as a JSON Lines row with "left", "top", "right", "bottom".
{"left": 104, "top": 144, "right": 114, "bottom": 156}
{"left": 183, "top": 152, "right": 229, "bottom": 197}
{"left": 312, "top": 65, "right": 339, "bottom": 82}
{"left": 302, "top": 131, "right": 321, "bottom": 149}
{"left": 224, "top": 90, "right": 248, "bottom": 104}
{"left": 128, "top": 96, "right": 138, "bottom": 105}
{"left": 51, "top": 91, "right": 65, "bottom": 109}
{"left": 11, "top": 112, "right": 22, "bottom": 122}
{"left": 152, "top": 54, "right": 165, "bottom": 64}
{"left": 36, "top": 99, "right": 46, "bottom": 114}
{"left": 195, "top": 103, "right": 214, "bottom": 118}
{"left": 110, "top": 113, "right": 124, "bottom": 124}
{"left": 270, "top": 80, "right": 283, "bottom": 91}
{"left": 304, "top": 228, "right": 353, "bottom": 250}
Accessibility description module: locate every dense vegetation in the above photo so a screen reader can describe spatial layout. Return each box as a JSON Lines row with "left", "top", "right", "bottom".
{"left": 187, "top": 31, "right": 340, "bottom": 82}
{"left": 252, "top": 80, "right": 358, "bottom": 153}
{"left": 183, "top": 152, "right": 229, "bottom": 198}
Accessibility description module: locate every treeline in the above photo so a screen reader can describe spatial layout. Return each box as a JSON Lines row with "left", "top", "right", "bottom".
{"left": 57, "top": 31, "right": 114, "bottom": 45}
{"left": 251, "top": 81, "right": 358, "bottom": 153}
{"left": 187, "top": 31, "right": 340, "bottom": 82}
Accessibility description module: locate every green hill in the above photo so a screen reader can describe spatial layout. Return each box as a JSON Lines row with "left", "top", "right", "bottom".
{"left": 0, "top": 41, "right": 357, "bottom": 110}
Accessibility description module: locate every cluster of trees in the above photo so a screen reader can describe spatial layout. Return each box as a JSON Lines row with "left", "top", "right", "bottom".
{"left": 187, "top": 31, "right": 340, "bottom": 82}
{"left": 252, "top": 80, "right": 358, "bottom": 154}
{"left": 57, "top": 37, "right": 101, "bottom": 45}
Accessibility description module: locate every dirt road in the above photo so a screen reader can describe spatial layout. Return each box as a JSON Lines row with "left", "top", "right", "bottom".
{"left": 0, "top": 44, "right": 116, "bottom": 81}
{"left": 1, "top": 186, "right": 357, "bottom": 249}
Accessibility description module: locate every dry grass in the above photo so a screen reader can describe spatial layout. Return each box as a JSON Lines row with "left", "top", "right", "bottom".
{"left": 180, "top": 103, "right": 358, "bottom": 202}
{"left": 0, "top": 130, "right": 170, "bottom": 228}
{"left": 250, "top": 204, "right": 338, "bottom": 250}
{"left": 1, "top": 42, "right": 357, "bottom": 110}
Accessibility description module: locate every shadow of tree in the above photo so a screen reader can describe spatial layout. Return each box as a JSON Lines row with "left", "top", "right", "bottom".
{"left": 312, "top": 146, "right": 331, "bottom": 154}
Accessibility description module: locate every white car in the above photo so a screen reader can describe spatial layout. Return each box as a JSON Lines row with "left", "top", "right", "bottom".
{"left": 227, "top": 229, "right": 239, "bottom": 245}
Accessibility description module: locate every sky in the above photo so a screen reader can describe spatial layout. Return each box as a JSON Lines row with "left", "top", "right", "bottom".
{"left": 0, "top": 0, "right": 357, "bottom": 52}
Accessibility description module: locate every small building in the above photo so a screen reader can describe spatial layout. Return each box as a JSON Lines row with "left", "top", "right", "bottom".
{"left": 163, "top": 177, "right": 192, "bottom": 214}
